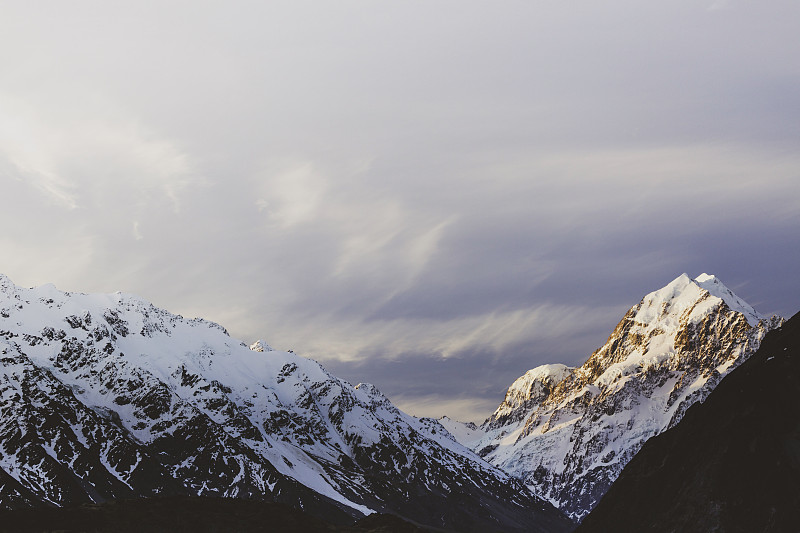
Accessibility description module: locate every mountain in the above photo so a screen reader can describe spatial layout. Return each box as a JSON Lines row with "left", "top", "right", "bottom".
{"left": 0, "top": 275, "right": 571, "bottom": 533}
{"left": 576, "top": 310, "right": 800, "bottom": 533}
{"left": 463, "top": 273, "right": 783, "bottom": 520}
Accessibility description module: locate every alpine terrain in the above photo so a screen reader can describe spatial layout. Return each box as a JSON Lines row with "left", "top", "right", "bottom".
{"left": 577, "top": 310, "right": 800, "bottom": 533}
{"left": 0, "top": 274, "right": 572, "bottom": 533}
{"left": 448, "top": 273, "right": 783, "bottom": 520}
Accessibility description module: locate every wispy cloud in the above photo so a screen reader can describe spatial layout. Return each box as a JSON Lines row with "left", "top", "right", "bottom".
{"left": 0, "top": 95, "right": 79, "bottom": 209}
{"left": 708, "top": 0, "right": 730, "bottom": 11}
{"left": 1, "top": 0, "right": 798, "bottom": 420}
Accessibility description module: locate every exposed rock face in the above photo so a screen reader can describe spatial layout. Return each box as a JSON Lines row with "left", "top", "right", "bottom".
{"left": 576, "top": 311, "right": 800, "bottom": 533}
{"left": 484, "top": 365, "right": 573, "bottom": 431}
{"left": 0, "top": 275, "right": 572, "bottom": 533}
{"left": 469, "top": 273, "right": 783, "bottom": 520}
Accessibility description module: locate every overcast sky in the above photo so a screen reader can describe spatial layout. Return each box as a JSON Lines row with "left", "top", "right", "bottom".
{"left": 2, "top": 1, "right": 798, "bottom": 421}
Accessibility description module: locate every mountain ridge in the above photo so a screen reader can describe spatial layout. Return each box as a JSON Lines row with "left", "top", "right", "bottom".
{"left": 456, "top": 273, "right": 783, "bottom": 519}
{"left": 576, "top": 310, "right": 800, "bottom": 532}
{"left": 0, "top": 274, "right": 571, "bottom": 533}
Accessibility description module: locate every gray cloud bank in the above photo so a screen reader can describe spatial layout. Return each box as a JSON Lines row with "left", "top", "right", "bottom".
{"left": 1, "top": 1, "right": 798, "bottom": 421}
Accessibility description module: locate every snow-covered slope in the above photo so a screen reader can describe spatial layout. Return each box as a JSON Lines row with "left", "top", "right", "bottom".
{"left": 467, "top": 273, "right": 783, "bottom": 520}
{"left": 436, "top": 417, "right": 483, "bottom": 447}
{"left": 0, "top": 275, "right": 571, "bottom": 533}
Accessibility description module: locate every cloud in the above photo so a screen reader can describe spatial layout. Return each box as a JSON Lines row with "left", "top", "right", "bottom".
{"left": 708, "top": 0, "right": 730, "bottom": 11}
{"left": 0, "top": 92, "right": 195, "bottom": 214}
{"left": 281, "top": 303, "right": 620, "bottom": 364}
{"left": 392, "top": 395, "right": 502, "bottom": 426}
{"left": 132, "top": 221, "right": 144, "bottom": 241}
{"left": 0, "top": 95, "right": 79, "bottom": 209}
{"left": 1, "top": 0, "right": 798, "bottom": 421}
{"left": 255, "top": 161, "right": 329, "bottom": 228}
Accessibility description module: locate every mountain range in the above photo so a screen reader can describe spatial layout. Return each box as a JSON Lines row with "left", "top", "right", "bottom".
{"left": 0, "top": 274, "right": 570, "bottom": 533}
{"left": 0, "top": 271, "right": 791, "bottom": 532}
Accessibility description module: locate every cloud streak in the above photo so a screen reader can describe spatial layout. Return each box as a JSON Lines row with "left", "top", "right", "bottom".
{"left": 1, "top": 0, "right": 798, "bottom": 422}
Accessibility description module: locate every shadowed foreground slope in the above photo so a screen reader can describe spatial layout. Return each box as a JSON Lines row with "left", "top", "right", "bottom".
{"left": 0, "top": 496, "right": 437, "bottom": 533}
{"left": 577, "top": 311, "right": 800, "bottom": 533}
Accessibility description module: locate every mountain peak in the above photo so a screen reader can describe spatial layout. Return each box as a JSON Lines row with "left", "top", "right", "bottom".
{"left": 634, "top": 273, "right": 765, "bottom": 329}
{"left": 0, "top": 273, "right": 16, "bottom": 293}
{"left": 483, "top": 364, "right": 573, "bottom": 431}
{"left": 499, "top": 364, "right": 573, "bottom": 410}
{"left": 249, "top": 339, "right": 274, "bottom": 352}
{"left": 692, "top": 273, "right": 762, "bottom": 326}
{"left": 694, "top": 272, "right": 716, "bottom": 283}
{"left": 469, "top": 272, "right": 782, "bottom": 520}
{"left": 576, "top": 311, "right": 800, "bottom": 533}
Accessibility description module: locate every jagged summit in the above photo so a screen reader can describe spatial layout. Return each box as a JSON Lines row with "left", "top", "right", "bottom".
{"left": 577, "top": 311, "right": 800, "bottom": 533}
{"left": 484, "top": 364, "right": 573, "bottom": 431}
{"left": 249, "top": 339, "right": 274, "bottom": 352}
{"left": 515, "top": 364, "right": 573, "bottom": 385}
{"left": 636, "top": 273, "right": 764, "bottom": 328}
{"left": 693, "top": 273, "right": 762, "bottom": 325}
{"left": 461, "top": 273, "right": 783, "bottom": 521}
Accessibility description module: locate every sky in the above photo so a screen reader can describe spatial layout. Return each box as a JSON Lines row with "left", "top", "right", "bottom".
{"left": 1, "top": 1, "right": 798, "bottom": 422}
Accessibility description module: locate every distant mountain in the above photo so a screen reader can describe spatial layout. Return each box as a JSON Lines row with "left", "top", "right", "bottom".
{"left": 576, "top": 310, "right": 800, "bottom": 533}
{"left": 459, "top": 273, "right": 783, "bottom": 520}
{"left": 0, "top": 275, "right": 572, "bottom": 533}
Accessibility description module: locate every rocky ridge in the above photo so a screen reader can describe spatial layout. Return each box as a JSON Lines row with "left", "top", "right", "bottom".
{"left": 464, "top": 273, "right": 783, "bottom": 520}
{"left": 0, "top": 275, "right": 571, "bottom": 533}
{"left": 576, "top": 310, "right": 800, "bottom": 532}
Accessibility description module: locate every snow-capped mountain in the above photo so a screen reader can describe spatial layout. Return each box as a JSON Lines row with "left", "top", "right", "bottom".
{"left": 577, "top": 310, "right": 800, "bottom": 533}
{"left": 465, "top": 273, "right": 783, "bottom": 520}
{"left": 0, "top": 275, "right": 571, "bottom": 533}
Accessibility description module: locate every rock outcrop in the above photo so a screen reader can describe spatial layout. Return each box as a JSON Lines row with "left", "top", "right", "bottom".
{"left": 468, "top": 273, "right": 782, "bottom": 520}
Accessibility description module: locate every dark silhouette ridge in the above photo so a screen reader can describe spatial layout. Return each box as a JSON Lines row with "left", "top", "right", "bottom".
{"left": 0, "top": 496, "right": 438, "bottom": 533}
